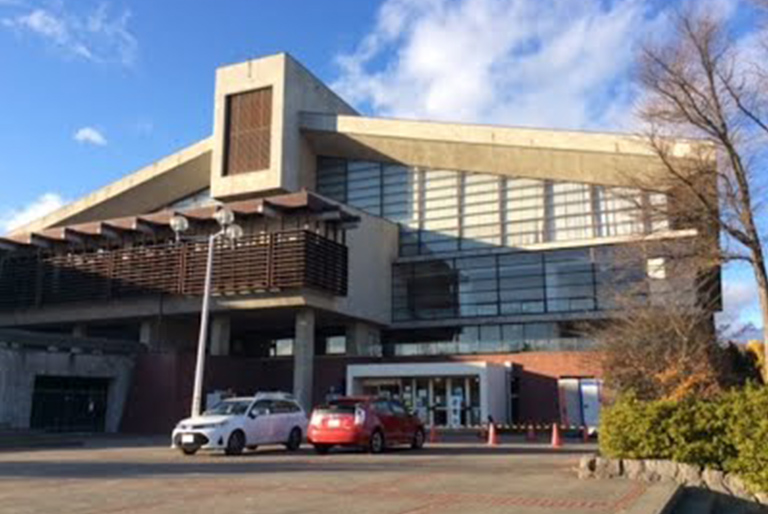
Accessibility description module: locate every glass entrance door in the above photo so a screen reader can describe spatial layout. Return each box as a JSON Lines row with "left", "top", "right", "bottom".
{"left": 432, "top": 378, "right": 448, "bottom": 426}
{"left": 358, "top": 375, "right": 482, "bottom": 428}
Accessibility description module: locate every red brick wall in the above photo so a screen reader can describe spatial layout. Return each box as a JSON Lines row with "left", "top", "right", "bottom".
{"left": 120, "top": 351, "right": 601, "bottom": 433}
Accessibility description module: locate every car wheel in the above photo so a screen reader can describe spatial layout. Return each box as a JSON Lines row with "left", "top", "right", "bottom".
{"left": 285, "top": 427, "right": 302, "bottom": 452}
{"left": 313, "top": 444, "right": 332, "bottom": 455}
{"left": 224, "top": 430, "right": 245, "bottom": 456}
{"left": 180, "top": 446, "right": 198, "bottom": 456}
{"left": 369, "top": 429, "right": 385, "bottom": 454}
{"left": 411, "top": 428, "right": 426, "bottom": 450}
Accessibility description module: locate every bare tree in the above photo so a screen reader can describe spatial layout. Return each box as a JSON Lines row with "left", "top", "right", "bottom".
{"left": 634, "top": 7, "right": 768, "bottom": 380}
{"left": 583, "top": 239, "right": 742, "bottom": 400}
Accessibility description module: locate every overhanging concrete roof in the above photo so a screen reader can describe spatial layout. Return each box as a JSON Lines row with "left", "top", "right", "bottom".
{"left": 300, "top": 113, "right": 699, "bottom": 188}
{"left": 8, "top": 138, "right": 213, "bottom": 236}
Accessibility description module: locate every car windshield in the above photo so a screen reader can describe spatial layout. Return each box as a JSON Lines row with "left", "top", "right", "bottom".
{"left": 203, "top": 399, "right": 251, "bottom": 416}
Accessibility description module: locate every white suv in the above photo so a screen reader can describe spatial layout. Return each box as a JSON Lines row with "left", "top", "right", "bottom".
{"left": 172, "top": 392, "right": 308, "bottom": 456}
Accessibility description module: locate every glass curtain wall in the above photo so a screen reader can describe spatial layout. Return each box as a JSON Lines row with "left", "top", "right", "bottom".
{"left": 393, "top": 247, "right": 654, "bottom": 321}
{"left": 317, "top": 157, "right": 669, "bottom": 257}
{"left": 383, "top": 323, "right": 586, "bottom": 356}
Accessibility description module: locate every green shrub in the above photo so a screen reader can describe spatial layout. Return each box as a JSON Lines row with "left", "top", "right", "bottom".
{"left": 599, "top": 394, "right": 676, "bottom": 460}
{"left": 666, "top": 398, "right": 734, "bottom": 467}
{"left": 724, "top": 384, "right": 768, "bottom": 493}
{"left": 599, "top": 385, "right": 768, "bottom": 493}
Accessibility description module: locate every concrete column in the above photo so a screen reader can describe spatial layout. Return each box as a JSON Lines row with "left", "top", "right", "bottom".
{"left": 345, "top": 321, "right": 381, "bottom": 356}
{"left": 139, "top": 320, "right": 156, "bottom": 348}
{"left": 209, "top": 316, "right": 231, "bottom": 356}
{"left": 293, "top": 308, "right": 315, "bottom": 412}
{"left": 72, "top": 324, "right": 87, "bottom": 338}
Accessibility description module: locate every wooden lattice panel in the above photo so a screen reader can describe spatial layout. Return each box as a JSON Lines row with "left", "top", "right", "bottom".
{"left": 224, "top": 87, "right": 272, "bottom": 175}
{"left": 0, "top": 230, "right": 348, "bottom": 310}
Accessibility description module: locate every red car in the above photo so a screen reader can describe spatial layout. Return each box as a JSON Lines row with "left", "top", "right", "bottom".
{"left": 307, "top": 397, "right": 426, "bottom": 454}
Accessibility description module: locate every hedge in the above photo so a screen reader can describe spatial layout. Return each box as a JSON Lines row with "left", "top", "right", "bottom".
{"left": 600, "top": 384, "right": 768, "bottom": 493}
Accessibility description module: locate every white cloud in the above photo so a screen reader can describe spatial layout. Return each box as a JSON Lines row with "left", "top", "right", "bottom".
{"left": 0, "top": 193, "right": 67, "bottom": 234}
{"left": 2, "top": 3, "right": 137, "bottom": 66}
{"left": 332, "top": 0, "right": 741, "bottom": 131}
{"left": 73, "top": 126, "right": 107, "bottom": 146}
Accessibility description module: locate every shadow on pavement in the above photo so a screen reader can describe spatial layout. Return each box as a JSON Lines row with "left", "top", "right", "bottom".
{"left": 0, "top": 443, "right": 592, "bottom": 480}
{"left": 669, "top": 487, "right": 768, "bottom": 513}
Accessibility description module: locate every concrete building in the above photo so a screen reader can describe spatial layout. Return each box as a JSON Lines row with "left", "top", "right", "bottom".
{"left": 0, "top": 53, "right": 715, "bottom": 433}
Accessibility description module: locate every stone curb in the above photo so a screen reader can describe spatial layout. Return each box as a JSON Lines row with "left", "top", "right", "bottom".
{"left": 577, "top": 454, "right": 768, "bottom": 505}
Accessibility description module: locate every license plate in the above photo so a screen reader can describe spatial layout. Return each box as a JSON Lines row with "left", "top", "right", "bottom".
{"left": 181, "top": 434, "right": 195, "bottom": 444}
{"left": 328, "top": 419, "right": 341, "bottom": 428}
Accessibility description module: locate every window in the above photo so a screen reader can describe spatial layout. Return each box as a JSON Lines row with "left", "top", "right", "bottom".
{"left": 505, "top": 178, "right": 545, "bottom": 246}
{"left": 325, "top": 335, "right": 346, "bottom": 355}
{"left": 316, "top": 157, "right": 673, "bottom": 257}
{"left": 394, "top": 248, "right": 639, "bottom": 321}
{"left": 384, "top": 322, "right": 578, "bottom": 356}
{"left": 550, "top": 182, "right": 593, "bottom": 241}
{"left": 250, "top": 400, "right": 273, "bottom": 416}
{"left": 373, "top": 400, "right": 392, "bottom": 415}
{"left": 647, "top": 257, "right": 666, "bottom": 280}
{"left": 273, "top": 400, "right": 301, "bottom": 413}
{"left": 389, "top": 401, "right": 408, "bottom": 416}
{"left": 271, "top": 338, "right": 293, "bottom": 357}
{"left": 596, "top": 187, "right": 644, "bottom": 237}
{"left": 462, "top": 173, "right": 501, "bottom": 249}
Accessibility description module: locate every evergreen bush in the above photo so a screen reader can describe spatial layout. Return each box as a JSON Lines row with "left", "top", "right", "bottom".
{"left": 599, "top": 385, "right": 768, "bottom": 492}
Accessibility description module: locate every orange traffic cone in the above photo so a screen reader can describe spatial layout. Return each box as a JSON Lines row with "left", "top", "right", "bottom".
{"left": 487, "top": 422, "right": 499, "bottom": 446}
{"left": 526, "top": 424, "right": 536, "bottom": 442}
{"left": 551, "top": 423, "right": 562, "bottom": 448}
{"left": 429, "top": 424, "right": 438, "bottom": 443}
{"left": 582, "top": 425, "right": 590, "bottom": 443}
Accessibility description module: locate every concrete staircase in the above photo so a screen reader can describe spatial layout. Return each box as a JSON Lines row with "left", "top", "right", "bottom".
{"left": 667, "top": 488, "right": 768, "bottom": 514}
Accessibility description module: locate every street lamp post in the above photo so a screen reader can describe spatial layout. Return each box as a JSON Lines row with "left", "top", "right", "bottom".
{"left": 171, "top": 206, "right": 243, "bottom": 418}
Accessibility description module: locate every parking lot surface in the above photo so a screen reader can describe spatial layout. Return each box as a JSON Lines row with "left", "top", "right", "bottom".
{"left": 0, "top": 438, "right": 658, "bottom": 513}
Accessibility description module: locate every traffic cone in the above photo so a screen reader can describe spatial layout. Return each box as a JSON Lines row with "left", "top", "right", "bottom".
{"left": 551, "top": 423, "right": 562, "bottom": 448}
{"left": 526, "top": 424, "right": 536, "bottom": 442}
{"left": 487, "top": 422, "right": 499, "bottom": 446}
{"left": 582, "top": 425, "right": 590, "bottom": 443}
{"left": 429, "top": 424, "right": 438, "bottom": 443}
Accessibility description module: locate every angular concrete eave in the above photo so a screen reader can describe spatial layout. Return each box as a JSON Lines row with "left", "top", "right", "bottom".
{"left": 8, "top": 138, "right": 213, "bottom": 236}
{"left": 300, "top": 113, "right": 706, "bottom": 188}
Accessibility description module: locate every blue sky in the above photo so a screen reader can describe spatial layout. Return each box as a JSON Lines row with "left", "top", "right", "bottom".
{"left": 0, "top": 0, "right": 763, "bottom": 331}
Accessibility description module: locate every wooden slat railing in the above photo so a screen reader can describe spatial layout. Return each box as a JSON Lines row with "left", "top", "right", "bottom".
{"left": 0, "top": 230, "right": 347, "bottom": 310}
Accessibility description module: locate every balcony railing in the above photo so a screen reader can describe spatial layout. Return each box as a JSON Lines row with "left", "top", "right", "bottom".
{"left": 0, "top": 229, "right": 347, "bottom": 310}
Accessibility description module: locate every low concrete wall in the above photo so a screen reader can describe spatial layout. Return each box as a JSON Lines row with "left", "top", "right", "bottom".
{"left": 0, "top": 347, "right": 135, "bottom": 432}
{"left": 578, "top": 454, "right": 768, "bottom": 505}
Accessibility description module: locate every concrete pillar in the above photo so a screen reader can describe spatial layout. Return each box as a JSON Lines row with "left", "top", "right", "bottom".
{"left": 72, "top": 324, "right": 87, "bottom": 338}
{"left": 345, "top": 321, "right": 381, "bottom": 357}
{"left": 293, "top": 308, "right": 315, "bottom": 412}
{"left": 209, "top": 316, "right": 231, "bottom": 356}
{"left": 139, "top": 319, "right": 164, "bottom": 350}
